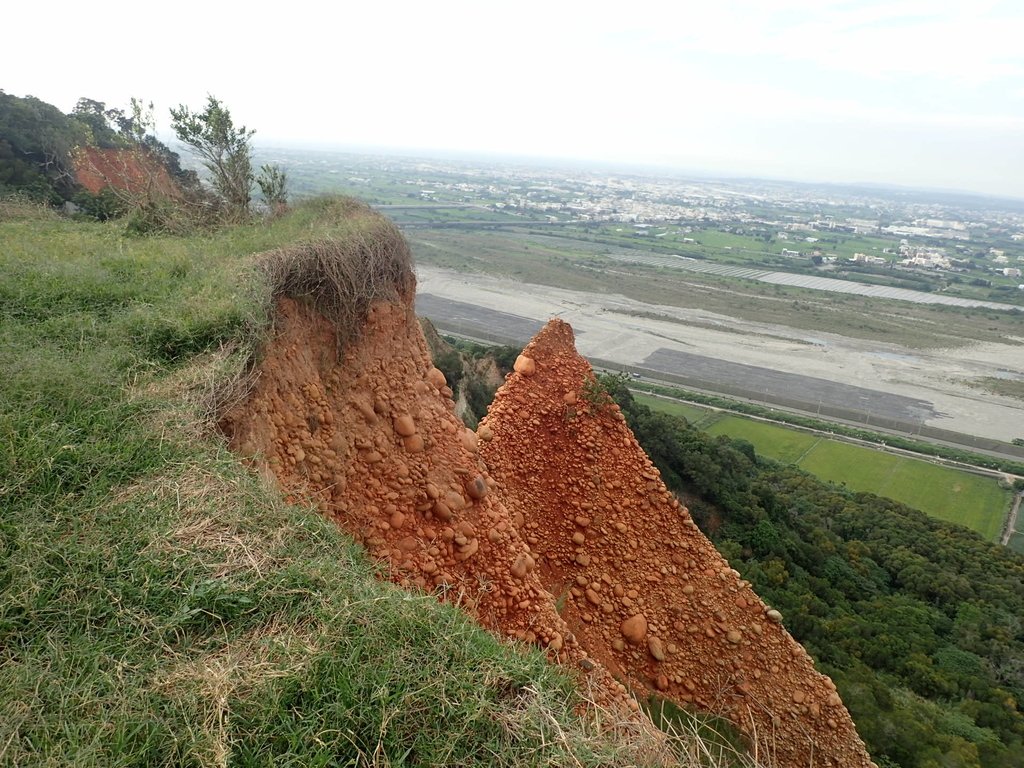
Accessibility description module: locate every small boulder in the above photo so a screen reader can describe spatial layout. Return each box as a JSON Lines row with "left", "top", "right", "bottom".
{"left": 647, "top": 636, "right": 666, "bottom": 661}
{"left": 513, "top": 355, "right": 536, "bottom": 376}
{"left": 426, "top": 367, "right": 447, "bottom": 389}
{"left": 393, "top": 414, "right": 416, "bottom": 437}
{"left": 511, "top": 552, "right": 535, "bottom": 579}
{"left": 621, "top": 613, "right": 648, "bottom": 644}
{"left": 464, "top": 475, "right": 488, "bottom": 500}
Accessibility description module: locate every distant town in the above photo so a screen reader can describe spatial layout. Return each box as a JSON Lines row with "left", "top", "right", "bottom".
{"left": 256, "top": 146, "right": 1024, "bottom": 306}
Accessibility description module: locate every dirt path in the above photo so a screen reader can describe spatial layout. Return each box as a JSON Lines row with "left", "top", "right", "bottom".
{"left": 1002, "top": 492, "right": 1024, "bottom": 546}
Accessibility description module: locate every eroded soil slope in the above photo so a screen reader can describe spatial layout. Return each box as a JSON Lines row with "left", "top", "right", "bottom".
{"left": 73, "top": 146, "right": 179, "bottom": 197}
{"left": 221, "top": 297, "right": 636, "bottom": 714}
{"left": 478, "top": 319, "right": 873, "bottom": 768}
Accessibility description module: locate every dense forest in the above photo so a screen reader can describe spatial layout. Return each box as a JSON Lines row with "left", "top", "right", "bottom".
{"left": 600, "top": 376, "right": 1024, "bottom": 768}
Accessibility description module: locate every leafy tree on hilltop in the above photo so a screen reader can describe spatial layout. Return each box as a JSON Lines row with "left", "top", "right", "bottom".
{"left": 0, "top": 92, "right": 200, "bottom": 214}
{"left": 256, "top": 162, "right": 288, "bottom": 212}
{"left": 0, "top": 91, "right": 87, "bottom": 202}
{"left": 169, "top": 96, "right": 255, "bottom": 218}
{"left": 71, "top": 98, "right": 126, "bottom": 148}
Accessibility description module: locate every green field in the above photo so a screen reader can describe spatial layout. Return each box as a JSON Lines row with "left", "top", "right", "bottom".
{"left": 645, "top": 403, "right": 1011, "bottom": 541}
{"left": 798, "top": 441, "right": 1009, "bottom": 540}
{"left": 703, "top": 415, "right": 819, "bottom": 464}
{"left": 632, "top": 393, "right": 709, "bottom": 424}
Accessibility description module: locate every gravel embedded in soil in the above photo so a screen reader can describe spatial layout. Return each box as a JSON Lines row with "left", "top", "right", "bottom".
{"left": 222, "top": 297, "right": 874, "bottom": 768}
{"left": 479, "top": 318, "right": 874, "bottom": 768}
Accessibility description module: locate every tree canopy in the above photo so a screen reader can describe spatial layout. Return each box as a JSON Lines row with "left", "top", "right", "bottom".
{"left": 601, "top": 375, "right": 1024, "bottom": 768}
{"left": 169, "top": 96, "right": 255, "bottom": 217}
{"left": 0, "top": 92, "right": 197, "bottom": 212}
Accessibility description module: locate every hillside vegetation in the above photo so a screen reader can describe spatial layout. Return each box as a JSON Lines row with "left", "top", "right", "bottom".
{"left": 0, "top": 91, "right": 196, "bottom": 213}
{"left": 602, "top": 377, "right": 1024, "bottom": 768}
{"left": 0, "top": 197, "right": 688, "bottom": 767}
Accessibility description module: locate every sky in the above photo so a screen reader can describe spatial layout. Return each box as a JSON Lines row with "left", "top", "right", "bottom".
{"left": 5, "top": 0, "right": 1024, "bottom": 198}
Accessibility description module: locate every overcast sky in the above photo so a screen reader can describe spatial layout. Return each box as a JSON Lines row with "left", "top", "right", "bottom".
{"left": 5, "top": 0, "right": 1023, "bottom": 198}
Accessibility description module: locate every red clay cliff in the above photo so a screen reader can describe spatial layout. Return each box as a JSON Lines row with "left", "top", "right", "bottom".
{"left": 221, "top": 274, "right": 874, "bottom": 766}
{"left": 479, "top": 318, "right": 873, "bottom": 767}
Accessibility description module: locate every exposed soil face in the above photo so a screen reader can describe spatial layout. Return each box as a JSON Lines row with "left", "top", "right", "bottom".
{"left": 73, "top": 146, "right": 179, "bottom": 197}
{"left": 220, "top": 297, "right": 636, "bottom": 715}
{"left": 478, "top": 319, "right": 874, "bottom": 768}
{"left": 222, "top": 288, "right": 874, "bottom": 766}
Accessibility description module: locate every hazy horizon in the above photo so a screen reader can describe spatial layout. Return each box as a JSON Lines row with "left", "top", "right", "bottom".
{"left": 6, "top": 1, "right": 1023, "bottom": 199}
{"left": 248, "top": 139, "right": 1024, "bottom": 203}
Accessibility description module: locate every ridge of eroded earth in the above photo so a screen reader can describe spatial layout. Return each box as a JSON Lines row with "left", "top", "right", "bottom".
{"left": 222, "top": 291, "right": 874, "bottom": 766}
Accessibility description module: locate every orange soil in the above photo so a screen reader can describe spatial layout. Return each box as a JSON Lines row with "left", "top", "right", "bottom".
{"left": 73, "top": 146, "right": 179, "bottom": 197}
{"left": 220, "top": 297, "right": 637, "bottom": 715}
{"left": 221, "top": 291, "right": 874, "bottom": 767}
{"left": 479, "top": 319, "right": 873, "bottom": 767}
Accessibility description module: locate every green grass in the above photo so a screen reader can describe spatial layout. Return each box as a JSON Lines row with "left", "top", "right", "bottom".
{"left": 640, "top": 396, "right": 1011, "bottom": 541}
{"left": 797, "top": 442, "right": 1009, "bottom": 541}
{"left": 970, "top": 376, "right": 1024, "bottom": 402}
{"left": 0, "top": 198, "right": 685, "bottom": 767}
{"left": 633, "top": 393, "right": 709, "bottom": 425}
{"left": 703, "top": 416, "right": 820, "bottom": 465}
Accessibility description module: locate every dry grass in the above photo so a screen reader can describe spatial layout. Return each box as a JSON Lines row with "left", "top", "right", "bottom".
{"left": 129, "top": 465, "right": 287, "bottom": 579}
{"left": 0, "top": 195, "right": 60, "bottom": 222}
{"left": 576, "top": 678, "right": 767, "bottom": 768}
{"left": 198, "top": 200, "right": 416, "bottom": 432}
{"left": 259, "top": 201, "right": 415, "bottom": 351}
{"left": 154, "top": 617, "right": 324, "bottom": 768}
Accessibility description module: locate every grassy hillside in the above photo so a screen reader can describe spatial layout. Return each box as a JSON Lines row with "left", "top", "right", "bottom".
{"left": 0, "top": 197, "right": 693, "bottom": 767}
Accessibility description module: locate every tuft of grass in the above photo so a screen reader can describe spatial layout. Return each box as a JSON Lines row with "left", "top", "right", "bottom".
{"left": 259, "top": 200, "right": 415, "bottom": 352}
{"left": 0, "top": 197, "right": 737, "bottom": 767}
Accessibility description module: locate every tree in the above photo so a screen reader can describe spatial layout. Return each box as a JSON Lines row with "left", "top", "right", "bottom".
{"left": 169, "top": 96, "right": 254, "bottom": 217}
{"left": 256, "top": 163, "right": 288, "bottom": 212}
{"left": 71, "top": 98, "right": 123, "bottom": 148}
{"left": 0, "top": 91, "right": 88, "bottom": 202}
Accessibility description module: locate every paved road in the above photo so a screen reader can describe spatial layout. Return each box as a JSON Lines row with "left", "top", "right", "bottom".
{"left": 641, "top": 347, "right": 940, "bottom": 424}
{"left": 416, "top": 294, "right": 547, "bottom": 343}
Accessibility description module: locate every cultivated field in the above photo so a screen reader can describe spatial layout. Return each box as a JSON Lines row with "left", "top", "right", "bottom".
{"left": 632, "top": 393, "right": 709, "bottom": 424}
{"left": 639, "top": 404, "right": 1014, "bottom": 541}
